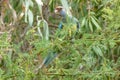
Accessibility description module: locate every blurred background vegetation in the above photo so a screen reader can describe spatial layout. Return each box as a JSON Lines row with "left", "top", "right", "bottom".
{"left": 0, "top": 0, "right": 120, "bottom": 80}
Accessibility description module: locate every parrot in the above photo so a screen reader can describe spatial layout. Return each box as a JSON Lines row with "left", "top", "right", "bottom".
{"left": 39, "top": 6, "right": 80, "bottom": 69}
{"left": 55, "top": 6, "right": 80, "bottom": 36}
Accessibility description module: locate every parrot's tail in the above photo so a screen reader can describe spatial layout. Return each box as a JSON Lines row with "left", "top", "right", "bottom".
{"left": 39, "top": 52, "right": 58, "bottom": 68}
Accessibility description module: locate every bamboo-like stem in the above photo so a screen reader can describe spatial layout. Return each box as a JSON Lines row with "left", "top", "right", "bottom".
{"left": 87, "top": 0, "right": 91, "bottom": 18}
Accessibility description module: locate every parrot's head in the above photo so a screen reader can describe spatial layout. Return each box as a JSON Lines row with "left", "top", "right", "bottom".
{"left": 54, "top": 6, "right": 67, "bottom": 17}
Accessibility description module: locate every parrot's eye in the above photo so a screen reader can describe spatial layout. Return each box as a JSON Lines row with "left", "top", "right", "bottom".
{"left": 54, "top": 6, "right": 63, "bottom": 13}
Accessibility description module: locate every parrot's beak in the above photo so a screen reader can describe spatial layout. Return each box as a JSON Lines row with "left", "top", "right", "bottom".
{"left": 54, "top": 9, "right": 60, "bottom": 15}
{"left": 54, "top": 10, "right": 58, "bottom": 13}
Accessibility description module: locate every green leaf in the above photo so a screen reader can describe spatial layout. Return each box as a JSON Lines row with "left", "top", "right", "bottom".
{"left": 37, "top": 19, "right": 43, "bottom": 39}
{"left": 60, "top": 0, "right": 72, "bottom": 15}
{"left": 35, "top": 0, "right": 43, "bottom": 6}
{"left": 49, "top": 0, "right": 53, "bottom": 5}
{"left": 89, "top": 21, "right": 93, "bottom": 32}
{"left": 91, "top": 16, "right": 101, "bottom": 30}
{"left": 36, "top": 17, "right": 49, "bottom": 40}
{"left": 81, "top": 17, "right": 86, "bottom": 27}
{"left": 24, "top": 0, "right": 29, "bottom": 23}
{"left": 24, "top": 0, "right": 34, "bottom": 26}
{"left": 28, "top": 9, "right": 33, "bottom": 27}
{"left": 85, "top": 18, "right": 89, "bottom": 31}
{"left": 29, "top": 0, "right": 34, "bottom": 7}
{"left": 43, "top": 20, "right": 49, "bottom": 40}
{"left": 92, "top": 46, "right": 103, "bottom": 57}
{"left": 35, "top": 0, "right": 43, "bottom": 11}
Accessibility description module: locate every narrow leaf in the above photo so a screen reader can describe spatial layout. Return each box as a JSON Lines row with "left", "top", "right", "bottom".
{"left": 37, "top": 20, "right": 43, "bottom": 39}
{"left": 81, "top": 17, "right": 86, "bottom": 27}
{"left": 35, "top": 0, "right": 43, "bottom": 6}
{"left": 60, "top": 0, "right": 72, "bottom": 16}
{"left": 89, "top": 20, "right": 93, "bottom": 32}
{"left": 92, "top": 46, "right": 103, "bottom": 57}
{"left": 28, "top": 9, "right": 33, "bottom": 27}
{"left": 43, "top": 20, "right": 49, "bottom": 40}
{"left": 91, "top": 16, "right": 101, "bottom": 30}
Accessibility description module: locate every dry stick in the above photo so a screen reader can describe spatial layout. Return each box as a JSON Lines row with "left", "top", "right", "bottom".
{"left": 48, "top": 23, "right": 58, "bottom": 28}
{"left": 87, "top": 0, "right": 91, "bottom": 18}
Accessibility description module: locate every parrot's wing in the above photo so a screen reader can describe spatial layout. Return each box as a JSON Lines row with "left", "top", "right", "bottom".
{"left": 40, "top": 52, "right": 58, "bottom": 68}
{"left": 58, "top": 22, "right": 63, "bottom": 29}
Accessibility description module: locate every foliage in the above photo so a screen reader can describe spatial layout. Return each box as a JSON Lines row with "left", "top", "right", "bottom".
{"left": 0, "top": 0, "right": 120, "bottom": 80}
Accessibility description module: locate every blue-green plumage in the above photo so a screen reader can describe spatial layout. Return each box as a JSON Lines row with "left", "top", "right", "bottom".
{"left": 41, "top": 52, "right": 57, "bottom": 67}
{"left": 58, "top": 21, "right": 63, "bottom": 29}
{"left": 57, "top": 7, "right": 80, "bottom": 31}
{"left": 40, "top": 6, "right": 80, "bottom": 68}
